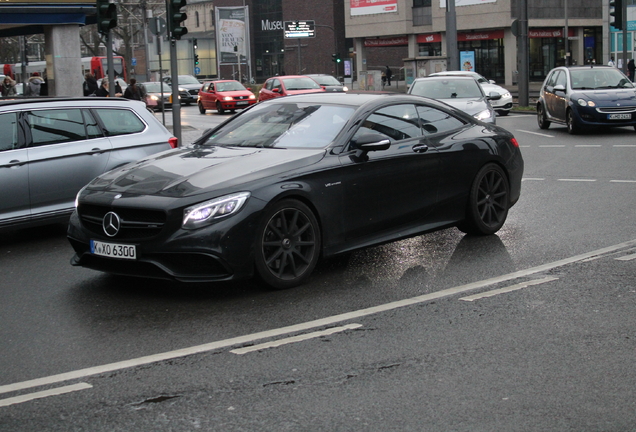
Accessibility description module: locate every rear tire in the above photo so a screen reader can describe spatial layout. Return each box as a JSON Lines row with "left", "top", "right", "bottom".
{"left": 457, "top": 163, "right": 510, "bottom": 236}
{"left": 537, "top": 104, "right": 551, "bottom": 129}
{"left": 254, "top": 200, "right": 321, "bottom": 290}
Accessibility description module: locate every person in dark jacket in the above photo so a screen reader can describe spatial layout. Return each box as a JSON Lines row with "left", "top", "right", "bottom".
{"left": 385, "top": 65, "right": 392, "bottom": 86}
{"left": 84, "top": 73, "right": 98, "bottom": 96}
{"left": 123, "top": 78, "right": 145, "bottom": 101}
{"left": 628, "top": 59, "right": 635, "bottom": 82}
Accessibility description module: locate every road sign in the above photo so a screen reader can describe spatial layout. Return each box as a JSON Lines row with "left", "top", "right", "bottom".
{"left": 284, "top": 20, "right": 315, "bottom": 38}
{"left": 131, "top": 57, "right": 137, "bottom": 66}
{"left": 194, "top": 66, "right": 200, "bottom": 74}
{"left": 149, "top": 17, "right": 167, "bottom": 36}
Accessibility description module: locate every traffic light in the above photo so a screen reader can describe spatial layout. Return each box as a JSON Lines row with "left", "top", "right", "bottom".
{"left": 193, "top": 38, "right": 197, "bottom": 49}
{"left": 168, "top": 0, "right": 188, "bottom": 40}
{"left": 610, "top": 0, "right": 623, "bottom": 30}
{"left": 331, "top": 53, "right": 338, "bottom": 63}
{"left": 96, "top": 0, "right": 117, "bottom": 35}
{"left": 194, "top": 54, "right": 199, "bottom": 65}
{"left": 336, "top": 54, "right": 342, "bottom": 63}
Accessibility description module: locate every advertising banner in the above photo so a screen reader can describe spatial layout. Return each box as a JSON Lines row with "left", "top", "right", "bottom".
{"left": 460, "top": 51, "right": 475, "bottom": 72}
{"left": 350, "top": 0, "right": 398, "bottom": 16}
{"left": 216, "top": 6, "right": 249, "bottom": 65}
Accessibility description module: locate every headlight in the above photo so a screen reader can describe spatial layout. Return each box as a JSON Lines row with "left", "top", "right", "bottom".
{"left": 223, "top": 96, "right": 233, "bottom": 101}
{"left": 342, "top": 86, "right": 349, "bottom": 92}
{"left": 182, "top": 192, "right": 251, "bottom": 229}
{"left": 474, "top": 109, "right": 493, "bottom": 121}
{"left": 150, "top": 95, "right": 159, "bottom": 101}
{"left": 577, "top": 98, "right": 595, "bottom": 107}
{"left": 501, "top": 92, "right": 511, "bottom": 98}
{"left": 249, "top": 94, "right": 256, "bottom": 100}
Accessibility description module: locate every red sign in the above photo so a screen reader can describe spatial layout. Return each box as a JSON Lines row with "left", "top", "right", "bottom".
{"left": 416, "top": 33, "right": 442, "bottom": 44}
{"left": 458, "top": 29, "right": 504, "bottom": 41}
{"left": 364, "top": 36, "right": 408, "bottom": 47}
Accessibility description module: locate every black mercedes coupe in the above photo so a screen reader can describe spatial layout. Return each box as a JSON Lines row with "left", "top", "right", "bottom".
{"left": 68, "top": 92, "right": 524, "bottom": 289}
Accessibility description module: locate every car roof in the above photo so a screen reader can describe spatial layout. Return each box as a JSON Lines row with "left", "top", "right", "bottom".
{"left": 255, "top": 91, "right": 456, "bottom": 109}
{"left": 267, "top": 75, "right": 312, "bottom": 80}
{"left": 413, "top": 75, "right": 477, "bottom": 81}
{"left": 0, "top": 97, "right": 135, "bottom": 108}
{"left": 203, "top": 79, "right": 241, "bottom": 83}
{"left": 431, "top": 71, "right": 479, "bottom": 76}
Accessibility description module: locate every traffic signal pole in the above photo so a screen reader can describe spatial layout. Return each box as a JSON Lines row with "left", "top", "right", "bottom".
{"left": 166, "top": 0, "right": 188, "bottom": 146}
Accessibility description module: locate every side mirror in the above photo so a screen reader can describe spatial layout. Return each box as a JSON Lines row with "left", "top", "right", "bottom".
{"left": 351, "top": 134, "right": 391, "bottom": 152}
{"left": 272, "top": 88, "right": 280, "bottom": 93}
{"left": 554, "top": 84, "right": 566, "bottom": 92}
{"left": 488, "top": 91, "right": 502, "bottom": 101}
{"left": 489, "top": 80, "right": 496, "bottom": 84}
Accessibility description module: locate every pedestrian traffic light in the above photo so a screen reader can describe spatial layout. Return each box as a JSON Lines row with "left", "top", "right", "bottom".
{"left": 336, "top": 54, "right": 342, "bottom": 63}
{"left": 193, "top": 38, "right": 198, "bottom": 49}
{"left": 194, "top": 54, "right": 199, "bottom": 65}
{"left": 331, "top": 53, "right": 338, "bottom": 63}
{"left": 96, "top": 0, "right": 117, "bottom": 35}
{"left": 610, "top": 0, "right": 623, "bottom": 30}
{"left": 168, "top": 0, "right": 188, "bottom": 40}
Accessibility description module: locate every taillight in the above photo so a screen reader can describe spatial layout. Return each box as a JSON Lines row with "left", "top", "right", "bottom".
{"left": 168, "top": 137, "right": 178, "bottom": 149}
{"left": 510, "top": 137, "right": 519, "bottom": 148}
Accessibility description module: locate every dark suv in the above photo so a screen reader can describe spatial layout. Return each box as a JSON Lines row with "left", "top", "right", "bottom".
{"left": 163, "top": 75, "right": 201, "bottom": 105}
{"left": 537, "top": 65, "right": 636, "bottom": 134}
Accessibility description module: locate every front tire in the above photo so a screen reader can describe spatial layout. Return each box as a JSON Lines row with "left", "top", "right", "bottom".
{"left": 566, "top": 109, "right": 579, "bottom": 134}
{"left": 537, "top": 104, "right": 551, "bottom": 129}
{"left": 198, "top": 102, "right": 206, "bottom": 114}
{"left": 216, "top": 102, "right": 225, "bottom": 114}
{"left": 457, "top": 163, "right": 510, "bottom": 236}
{"left": 497, "top": 110, "right": 509, "bottom": 117}
{"left": 255, "top": 200, "right": 321, "bottom": 290}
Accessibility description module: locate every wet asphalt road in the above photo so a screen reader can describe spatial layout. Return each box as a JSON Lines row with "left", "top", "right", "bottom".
{"left": 1, "top": 110, "right": 635, "bottom": 431}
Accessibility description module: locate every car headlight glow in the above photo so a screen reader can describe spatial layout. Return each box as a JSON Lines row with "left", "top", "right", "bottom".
{"left": 223, "top": 96, "right": 233, "bottom": 101}
{"left": 474, "top": 109, "right": 493, "bottom": 121}
{"left": 342, "top": 86, "right": 349, "bottom": 92}
{"left": 577, "top": 98, "right": 595, "bottom": 107}
{"left": 501, "top": 92, "right": 511, "bottom": 98}
{"left": 150, "top": 95, "right": 159, "bottom": 101}
{"left": 182, "top": 192, "right": 251, "bottom": 229}
{"left": 248, "top": 94, "right": 256, "bottom": 100}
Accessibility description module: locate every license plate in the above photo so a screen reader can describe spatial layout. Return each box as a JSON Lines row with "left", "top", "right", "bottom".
{"left": 90, "top": 240, "right": 137, "bottom": 260}
{"left": 236, "top": 101, "right": 248, "bottom": 106}
{"left": 608, "top": 113, "right": 631, "bottom": 120}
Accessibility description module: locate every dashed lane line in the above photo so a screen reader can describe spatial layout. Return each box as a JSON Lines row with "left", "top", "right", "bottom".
{"left": 458, "top": 277, "right": 559, "bottom": 302}
{"left": 0, "top": 383, "right": 92, "bottom": 407}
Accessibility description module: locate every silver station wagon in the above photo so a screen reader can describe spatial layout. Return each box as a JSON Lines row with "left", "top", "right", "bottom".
{"left": 0, "top": 98, "right": 177, "bottom": 231}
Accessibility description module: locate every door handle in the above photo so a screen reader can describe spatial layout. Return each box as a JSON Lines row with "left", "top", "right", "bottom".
{"left": 413, "top": 144, "right": 429, "bottom": 153}
{"left": 2, "top": 159, "right": 26, "bottom": 168}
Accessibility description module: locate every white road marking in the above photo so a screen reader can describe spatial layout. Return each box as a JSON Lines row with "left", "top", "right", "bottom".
{"left": 458, "top": 277, "right": 559, "bottom": 302}
{"left": 616, "top": 254, "right": 636, "bottom": 261}
{"left": 614, "top": 145, "right": 636, "bottom": 147}
{"left": 575, "top": 145, "right": 602, "bottom": 147}
{"left": 539, "top": 145, "right": 566, "bottom": 148}
{"left": 230, "top": 324, "right": 363, "bottom": 355}
{"left": 610, "top": 180, "right": 636, "bottom": 183}
{"left": 558, "top": 178, "right": 597, "bottom": 182}
{"left": 0, "top": 383, "right": 92, "bottom": 407}
{"left": 1, "top": 239, "right": 635, "bottom": 398}
{"left": 517, "top": 130, "right": 555, "bottom": 138}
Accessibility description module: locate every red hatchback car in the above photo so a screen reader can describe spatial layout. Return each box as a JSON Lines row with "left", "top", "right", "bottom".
{"left": 258, "top": 75, "right": 325, "bottom": 102}
{"left": 198, "top": 80, "right": 257, "bottom": 114}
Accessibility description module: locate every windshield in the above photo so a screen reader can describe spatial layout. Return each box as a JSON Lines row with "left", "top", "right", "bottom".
{"left": 216, "top": 81, "right": 247, "bottom": 92}
{"left": 281, "top": 77, "right": 322, "bottom": 91}
{"left": 143, "top": 82, "right": 172, "bottom": 93}
{"left": 410, "top": 79, "right": 483, "bottom": 99}
{"left": 199, "top": 102, "right": 355, "bottom": 149}
{"left": 312, "top": 76, "right": 341, "bottom": 86}
{"left": 177, "top": 75, "right": 201, "bottom": 85}
{"left": 570, "top": 69, "right": 634, "bottom": 90}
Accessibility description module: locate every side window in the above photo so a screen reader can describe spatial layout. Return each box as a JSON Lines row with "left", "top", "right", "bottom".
{"left": 27, "top": 109, "right": 86, "bottom": 147}
{"left": 416, "top": 105, "right": 465, "bottom": 135}
{"left": 352, "top": 104, "right": 422, "bottom": 143}
{"left": 0, "top": 112, "right": 18, "bottom": 152}
{"left": 546, "top": 70, "right": 559, "bottom": 88}
{"left": 83, "top": 109, "right": 103, "bottom": 139}
{"left": 93, "top": 108, "right": 145, "bottom": 136}
{"left": 265, "top": 79, "right": 274, "bottom": 91}
{"left": 555, "top": 70, "right": 567, "bottom": 88}
{"left": 273, "top": 79, "right": 282, "bottom": 91}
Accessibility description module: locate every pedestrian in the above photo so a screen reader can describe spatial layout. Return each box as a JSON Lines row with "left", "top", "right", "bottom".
{"left": 95, "top": 77, "right": 122, "bottom": 97}
{"left": 608, "top": 56, "right": 616, "bottom": 67}
{"left": 83, "top": 73, "right": 98, "bottom": 96}
{"left": 1, "top": 75, "right": 17, "bottom": 97}
{"left": 628, "top": 59, "right": 635, "bottom": 82}
{"left": 123, "top": 78, "right": 146, "bottom": 101}
{"left": 25, "top": 72, "right": 44, "bottom": 96}
{"left": 385, "top": 65, "right": 392, "bottom": 86}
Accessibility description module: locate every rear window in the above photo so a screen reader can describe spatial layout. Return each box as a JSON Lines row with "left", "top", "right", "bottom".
{"left": 93, "top": 108, "right": 146, "bottom": 136}
{"left": 0, "top": 112, "right": 18, "bottom": 151}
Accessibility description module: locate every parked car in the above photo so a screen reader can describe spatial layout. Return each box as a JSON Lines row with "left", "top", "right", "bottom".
{"left": 162, "top": 75, "right": 201, "bottom": 105}
{"left": 429, "top": 71, "right": 513, "bottom": 116}
{"left": 68, "top": 92, "right": 523, "bottom": 289}
{"left": 306, "top": 74, "right": 349, "bottom": 92}
{"left": 258, "top": 75, "right": 325, "bottom": 102}
{"left": 537, "top": 65, "right": 636, "bottom": 134}
{"left": 408, "top": 75, "right": 499, "bottom": 124}
{"left": 197, "top": 79, "right": 257, "bottom": 114}
{"left": 0, "top": 98, "right": 177, "bottom": 231}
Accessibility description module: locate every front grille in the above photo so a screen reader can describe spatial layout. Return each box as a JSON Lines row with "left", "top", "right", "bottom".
{"left": 189, "top": 89, "right": 199, "bottom": 95}
{"left": 234, "top": 95, "right": 250, "bottom": 100}
{"left": 78, "top": 203, "right": 167, "bottom": 240}
{"left": 596, "top": 106, "right": 636, "bottom": 114}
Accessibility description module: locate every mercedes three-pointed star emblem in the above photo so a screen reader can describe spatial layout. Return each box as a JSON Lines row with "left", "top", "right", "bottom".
{"left": 103, "top": 212, "right": 121, "bottom": 237}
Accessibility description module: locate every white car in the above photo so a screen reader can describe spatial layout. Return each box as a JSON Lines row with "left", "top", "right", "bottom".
{"left": 430, "top": 71, "right": 513, "bottom": 116}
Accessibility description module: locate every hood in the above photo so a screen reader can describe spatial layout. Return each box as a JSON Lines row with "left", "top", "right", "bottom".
{"left": 574, "top": 89, "right": 636, "bottom": 105}
{"left": 480, "top": 83, "right": 508, "bottom": 95}
{"left": 87, "top": 145, "right": 326, "bottom": 197}
{"left": 441, "top": 98, "right": 489, "bottom": 116}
